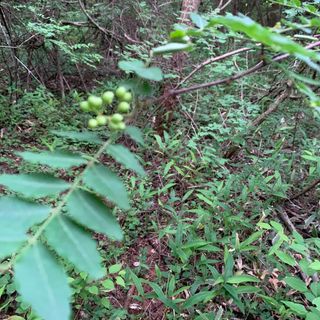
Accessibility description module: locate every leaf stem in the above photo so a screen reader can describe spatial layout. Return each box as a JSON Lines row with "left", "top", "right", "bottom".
{"left": 2, "top": 137, "right": 113, "bottom": 272}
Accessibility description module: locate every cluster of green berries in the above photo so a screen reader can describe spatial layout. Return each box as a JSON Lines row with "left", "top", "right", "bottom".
{"left": 79, "top": 86, "right": 132, "bottom": 131}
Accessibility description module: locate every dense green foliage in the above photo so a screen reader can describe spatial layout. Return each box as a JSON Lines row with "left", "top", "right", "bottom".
{"left": 1, "top": 0, "right": 320, "bottom": 319}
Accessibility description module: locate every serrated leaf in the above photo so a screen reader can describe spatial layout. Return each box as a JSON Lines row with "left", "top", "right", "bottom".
{"left": 106, "top": 144, "right": 145, "bottom": 176}
{"left": 0, "top": 230, "right": 27, "bottom": 259}
{"left": 152, "top": 42, "right": 192, "bottom": 55}
{"left": 14, "top": 243, "right": 71, "bottom": 320}
{"left": 282, "top": 301, "right": 308, "bottom": 316}
{"left": 226, "top": 275, "right": 260, "bottom": 284}
{"left": 284, "top": 276, "right": 308, "bottom": 292}
{"left": 209, "top": 15, "right": 320, "bottom": 62}
{"left": 190, "top": 12, "right": 208, "bottom": 29}
{"left": 66, "top": 190, "right": 123, "bottom": 241}
{"left": 0, "top": 174, "right": 70, "bottom": 198}
{"left": 17, "top": 150, "right": 87, "bottom": 169}
{"left": 51, "top": 130, "right": 103, "bottom": 144}
{"left": 0, "top": 197, "right": 50, "bottom": 232}
{"left": 45, "top": 216, "right": 104, "bottom": 279}
{"left": 125, "top": 126, "right": 145, "bottom": 145}
{"left": 83, "top": 165, "right": 130, "bottom": 210}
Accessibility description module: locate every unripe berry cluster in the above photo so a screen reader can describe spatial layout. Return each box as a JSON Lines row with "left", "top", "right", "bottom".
{"left": 79, "top": 86, "right": 132, "bottom": 131}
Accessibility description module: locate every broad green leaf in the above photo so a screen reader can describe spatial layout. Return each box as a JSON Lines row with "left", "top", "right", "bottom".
{"left": 284, "top": 276, "right": 308, "bottom": 292}
{"left": 183, "top": 291, "right": 216, "bottom": 308}
{"left": 0, "top": 230, "right": 27, "bottom": 259}
{"left": 109, "top": 264, "right": 122, "bottom": 274}
{"left": 0, "top": 197, "right": 50, "bottom": 232}
{"left": 209, "top": 15, "right": 320, "bottom": 61}
{"left": 83, "top": 165, "right": 130, "bottom": 210}
{"left": 125, "top": 126, "right": 145, "bottom": 145}
{"left": 102, "top": 279, "right": 115, "bottom": 290}
{"left": 106, "top": 144, "right": 146, "bottom": 176}
{"left": 66, "top": 190, "right": 123, "bottom": 241}
{"left": 17, "top": 150, "right": 87, "bottom": 169}
{"left": 226, "top": 275, "right": 260, "bottom": 284}
{"left": 14, "top": 243, "right": 71, "bottom": 320}
{"left": 190, "top": 12, "right": 208, "bottom": 29}
{"left": 51, "top": 130, "right": 103, "bottom": 144}
{"left": 282, "top": 301, "right": 308, "bottom": 316}
{"left": 239, "top": 231, "right": 263, "bottom": 248}
{"left": 45, "top": 216, "right": 105, "bottom": 279}
{"left": 118, "top": 60, "right": 163, "bottom": 81}
{"left": 0, "top": 174, "right": 70, "bottom": 198}
{"left": 309, "top": 260, "right": 320, "bottom": 271}
{"left": 312, "top": 297, "right": 320, "bottom": 308}
{"left": 152, "top": 42, "right": 192, "bottom": 55}
{"left": 275, "top": 251, "right": 296, "bottom": 267}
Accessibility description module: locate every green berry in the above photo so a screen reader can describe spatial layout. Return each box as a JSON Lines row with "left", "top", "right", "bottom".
{"left": 117, "top": 122, "right": 126, "bottom": 130}
{"left": 80, "top": 101, "right": 90, "bottom": 112}
{"left": 88, "top": 95, "right": 103, "bottom": 110}
{"left": 111, "top": 113, "right": 124, "bottom": 124}
{"left": 96, "top": 115, "right": 108, "bottom": 126}
{"left": 102, "top": 91, "right": 114, "bottom": 105}
{"left": 117, "top": 102, "right": 130, "bottom": 113}
{"left": 108, "top": 121, "right": 119, "bottom": 131}
{"left": 115, "top": 86, "right": 127, "bottom": 99}
{"left": 121, "top": 92, "right": 132, "bottom": 102}
{"left": 88, "top": 118, "right": 98, "bottom": 128}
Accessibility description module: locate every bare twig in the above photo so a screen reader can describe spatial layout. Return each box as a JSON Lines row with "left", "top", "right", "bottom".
{"left": 289, "top": 178, "right": 320, "bottom": 201}
{"left": 176, "top": 47, "right": 252, "bottom": 88}
{"left": 170, "top": 41, "right": 320, "bottom": 96}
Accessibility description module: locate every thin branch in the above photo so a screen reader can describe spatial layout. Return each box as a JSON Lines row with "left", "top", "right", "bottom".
{"left": 289, "top": 178, "right": 320, "bottom": 201}
{"left": 176, "top": 47, "right": 252, "bottom": 88}
{"left": 78, "top": 0, "right": 117, "bottom": 40}
{"left": 170, "top": 40, "right": 320, "bottom": 96}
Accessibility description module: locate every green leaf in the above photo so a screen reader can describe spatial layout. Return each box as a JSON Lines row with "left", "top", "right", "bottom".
{"left": 17, "top": 150, "right": 87, "bottom": 169}
{"left": 0, "top": 230, "right": 27, "bottom": 259}
{"left": 109, "top": 264, "right": 122, "bottom": 274}
{"left": 0, "top": 174, "right": 70, "bottom": 198}
{"left": 0, "top": 197, "right": 50, "bottom": 232}
{"left": 125, "top": 126, "right": 145, "bottom": 145}
{"left": 309, "top": 260, "right": 320, "bottom": 271}
{"left": 152, "top": 42, "right": 192, "bottom": 55}
{"left": 116, "top": 276, "right": 125, "bottom": 287}
{"left": 210, "top": 15, "right": 320, "bottom": 61}
{"left": 102, "top": 279, "right": 115, "bottom": 290}
{"left": 118, "top": 60, "right": 163, "bottom": 81}
{"left": 45, "top": 216, "right": 105, "bottom": 279}
{"left": 14, "top": 243, "right": 71, "bottom": 320}
{"left": 106, "top": 144, "right": 146, "bottom": 176}
{"left": 183, "top": 291, "right": 216, "bottom": 308}
{"left": 66, "top": 190, "right": 123, "bottom": 241}
{"left": 312, "top": 297, "right": 320, "bottom": 308}
{"left": 284, "top": 276, "right": 308, "bottom": 292}
{"left": 239, "top": 231, "right": 263, "bottom": 249}
{"left": 275, "top": 251, "right": 296, "bottom": 267}
{"left": 83, "top": 165, "right": 130, "bottom": 210}
{"left": 190, "top": 12, "right": 208, "bottom": 29}
{"left": 282, "top": 301, "right": 308, "bottom": 316}
{"left": 226, "top": 275, "right": 260, "bottom": 284}
{"left": 51, "top": 130, "right": 103, "bottom": 144}
{"left": 147, "top": 282, "right": 179, "bottom": 312}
